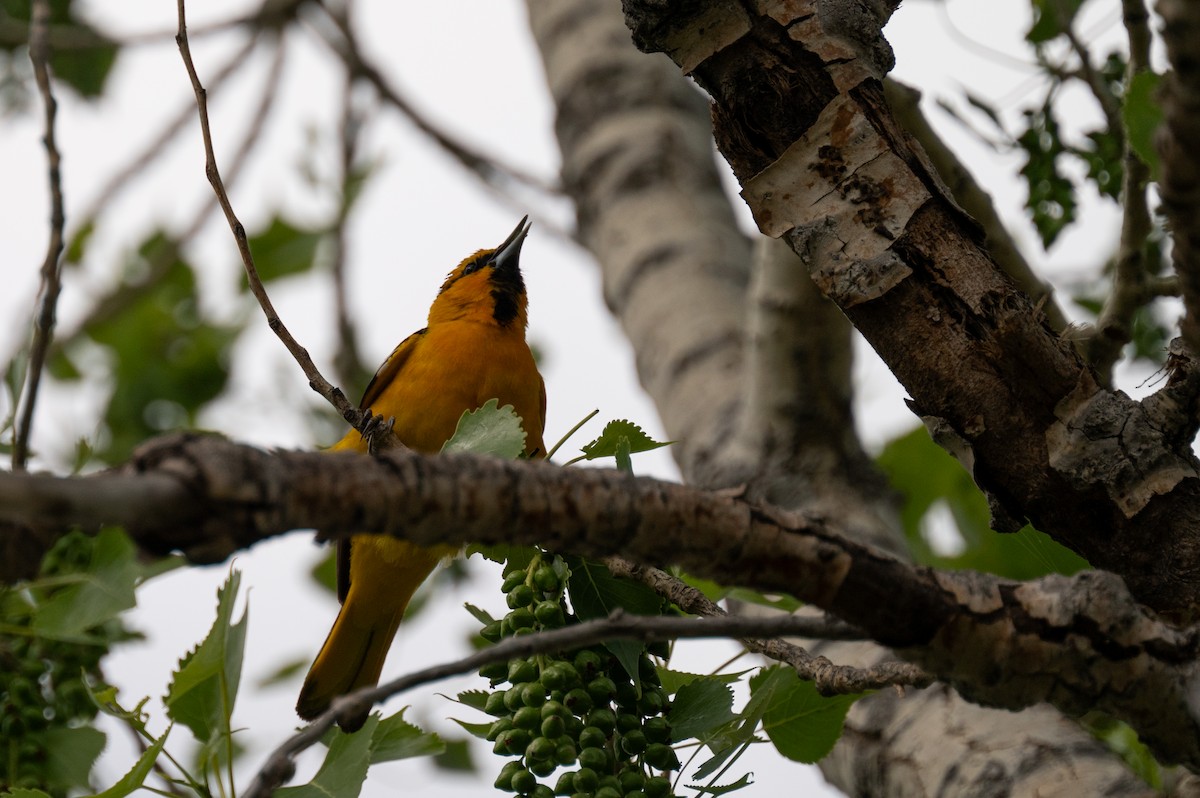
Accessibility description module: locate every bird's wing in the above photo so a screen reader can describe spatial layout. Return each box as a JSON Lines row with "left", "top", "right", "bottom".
{"left": 358, "top": 327, "right": 427, "bottom": 411}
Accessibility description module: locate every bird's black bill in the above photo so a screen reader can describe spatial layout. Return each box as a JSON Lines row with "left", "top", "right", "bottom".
{"left": 491, "top": 215, "right": 531, "bottom": 272}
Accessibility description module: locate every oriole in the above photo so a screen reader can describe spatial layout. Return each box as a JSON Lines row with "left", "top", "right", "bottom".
{"left": 296, "top": 217, "right": 546, "bottom": 730}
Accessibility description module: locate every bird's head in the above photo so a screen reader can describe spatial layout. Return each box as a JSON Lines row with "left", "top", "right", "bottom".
{"left": 429, "top": 216, "right": 531, "bottom": 328}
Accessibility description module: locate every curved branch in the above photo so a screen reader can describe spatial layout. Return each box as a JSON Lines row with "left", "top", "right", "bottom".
{"left": 243, "top": 611, "right": 877, "bottom": 798}
{"left": 14, "top": 0, "right": 67, "bottom": 471}
{"left": 0, "top": 432, "right": 1198, "bottom": 769}
{"left": 175, "top": 0, "right": 364, "bottom": 434}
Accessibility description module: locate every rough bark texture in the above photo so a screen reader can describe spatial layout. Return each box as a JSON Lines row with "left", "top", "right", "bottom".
{"left": 2, "top": 433, "right": 1198, "bottom": 773}
{"left": 619, "top": 0, "right": 1200, "bottom": 622}
{"left": 525, "top": 0, "right": 751, "bottom": 487}
{"left": 1158, "top": 0, "right": 1200, "bottom": 358}
{"left": 524, "top": 0, "right": 1161, "bottom": 794}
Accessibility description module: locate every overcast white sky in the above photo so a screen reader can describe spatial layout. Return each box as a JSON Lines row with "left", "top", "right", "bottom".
{"left": 0, "top": 1, "right": 1153, "bottom": 796}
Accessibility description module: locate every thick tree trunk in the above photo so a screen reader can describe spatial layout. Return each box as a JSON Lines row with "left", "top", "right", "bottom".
{"left": 521, "top": 0, "right": 1155, "bottom": 795}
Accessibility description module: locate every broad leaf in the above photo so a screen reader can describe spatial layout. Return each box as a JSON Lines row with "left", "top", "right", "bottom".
{"left": 441, "top": 399, "right": 527, "bottom": 458}
{"left": 163, "top": 570, "right": 248, "bottom": 747}
{"left": 753, "top": 666, "right": 862, "bottom": 764}
{"left": 244, "top": 216, "right": 326, "bottom": 284}
{"left": 566, "top": 556, "right": 662, "bottom": 682}
{"left": 41, "top": 726, "right": 106, "bottom": 790}
{"left": 34, "top": 527, "right": 139, "bottom": 638}
{"left": 84, "top": 727, "right": 168, "bottom": 798}
{"left": 369, "top": 708, "right": 445, "bottom": 763}
{"left": 277, "top": 714, "right": 378, "bottom": 798}
{"left": 669, "top": 679, "right": 736, "bottom": 741}
{"left": 578, "top": 419, "right": 670, "bottom": 462}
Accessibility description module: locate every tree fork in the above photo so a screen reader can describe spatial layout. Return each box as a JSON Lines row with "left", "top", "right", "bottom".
{"left": 620, "top": 0, "right": 1200, "bottom": 619}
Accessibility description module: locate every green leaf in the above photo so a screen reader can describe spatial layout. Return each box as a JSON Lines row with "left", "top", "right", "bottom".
{"left": 566, "top": 556, "right": 662, "bottom": 683}
{"left": 669, "top": 679, "right": 736, "bottom": 741}
{"left": 277, "top": 715, "right": 378, "bottom": 798}
{"left": 1, "top": 790, "right": 53, "bottom": 798}
{"left": 244, "top": 216, "right": 326, "bottom": 285}
{"left": 0, "top": 0, "right": 120, "bottom": 99}
{"left": 441, "top": 399, "right": 527, "bottom": 458}
{"left": 964, "top": 91, "right": 1004, "bottom": 131}
{"left": 877, "top": 426, "right": 1089, "bottom": 578}
{"left": 753, "top": 666, "right": 861, "bottom": 764}
{"left": 656, "top": 667, "right": 744, "bottom": 696}
{"left": 614, "top": 435, "right": 633, "bottom": 473}
{"left": 370, "top": 708, "right": 445, "bottom": 763}
{"left": 432, "top": 738, "right": 474, "bottom": 772}
{"left": 65, "top": 219, "right": 95, "bottom": 265}
{"left": 725, "top": 587, "right": 803, "bottom": 614}
{"left": 1086, "top": 714, "right": 1162, "bottom": 789}
{"left": 1026, "top": 0, "right": 1085, "bottom": 43}
{"left": 84, "top": 727, "right": 168, "bottom": 798}
{"left": 42, "top": 726, "right": 106, "bottom": 790}
{"left": 1124, "top": 70, "right": 1162, "bottom": 181}
{"left": 163, "top": 570, "right": 248, "bottom": 747}
{"left": 456, "top": 689, "right": 490, "bottom": 712}
{"left": 467, "top": 544, "right": 538, "bottom": 571}
{"left": 451, "top": 717, "right": 494, "bottom": 740}
{"left": 578, "top": 419, "right": 670, "bottom": 462}
{"left": 33, "top": 527, "right": 139, "bottom": 638}
{"left": 84, "top": 234, "right": 241, "bottom": 463}
{"left": 255, "top": 656, "right": 310, "bottom": 689}
{"left": 686, "top": 773, "right": 754, "bottom": 795}
{"left": 1017, "top": 102, "right": 1077, "bottom": 248}
{"left": 462, "top": 603, "right": 495, "bottom": 626}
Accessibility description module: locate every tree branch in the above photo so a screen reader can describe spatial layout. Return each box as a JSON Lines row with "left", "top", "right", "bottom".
{"left": 13, "top": 0, "right": 67, "bottom": 472}
{"left": 604, "top": 556, "right": 931, "bottom": 694}
{"left": 1085, "top": 0, "right": 1154, "bottom": 383}
{"left": 1, "top": 433, "right": 1199, "bottom": 769}
{"left": 174, "top": 0, "right": 366, "bottom": 434}
{"left": 620, "top": 0, "right": 1200, "bottom": 620}
{"left": 243, "top": 610, "right": 886, "bottom": 798}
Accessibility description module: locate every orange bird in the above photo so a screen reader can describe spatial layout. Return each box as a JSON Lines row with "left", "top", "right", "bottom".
{"left": 297, "top": 218, "right": 546, "bottom": 730}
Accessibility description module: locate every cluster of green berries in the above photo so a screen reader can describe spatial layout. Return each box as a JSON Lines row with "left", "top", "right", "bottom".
{"left": 477, "top": 555, "right": 678, "bottom": 798}
{"left": 1, "top": 531, "right": 109, "bottom": 793}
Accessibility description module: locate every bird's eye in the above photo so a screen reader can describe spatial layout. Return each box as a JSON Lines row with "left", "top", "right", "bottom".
{"left": 462, "top": 257, "right": 487, "bottom": 275}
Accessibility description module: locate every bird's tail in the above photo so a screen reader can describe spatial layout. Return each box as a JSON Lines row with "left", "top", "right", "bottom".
{"left": 295, "top": 535, "right": 441, "bottom": 729}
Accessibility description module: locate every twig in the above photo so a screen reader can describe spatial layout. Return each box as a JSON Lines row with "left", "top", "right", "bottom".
{"left": 13, "top": 0, "right": 67, "bottom": 472}
{"left": 174, "top": 0, "right": 363, "bottom": 431}
{"left": 603, "top": 556, "right": 931, "bottom": 695}
{"left": 1057, "top": 0, "right": 1123, "bottom": 137}
{"left": 308, "top": 2, "right": 558, "bottom": 198}
{"left": 242, "top": 610, "right": 882, "bottom": 798}
{"left": 1085, "top": 0, "right": 1155, "bottom": 382}
{"left": 330, "top": 62, "right": 367, "bottom": 388}
{"left": 24, "top": 33, "right": 263, "bottom": 374}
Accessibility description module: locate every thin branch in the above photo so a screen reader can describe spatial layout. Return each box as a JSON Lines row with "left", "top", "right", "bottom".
{"left": 1057, "top": 0, "right": 1123, "bottom": 137}
{"left": 0, "top": 0, "right": 306, "bottom": 51}
{"left": 330, "top": 61, "right": 367, "bottom": 389}
{"left": 603, "top": 556, "right": 931, "bottom": 694}
{"left": 1, "top": 432, "right": 1198, "bottom": 768}
{"left": 174, "top": 0, "right": 363, "bottom": 432}
{"left": 1086, "top": 0, "right": 1155, "bottom": 382}
{"left": 308, "top": 2, "right": 558, "bottom": 198}
{"left": 29, "top": 33, "right": 264, "bottom": 374}
{"left": 243, "top": 610, "right": 889, "bottom": 798}
{"left": 13, "top": 0, "right": 67, "bottom": 472}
